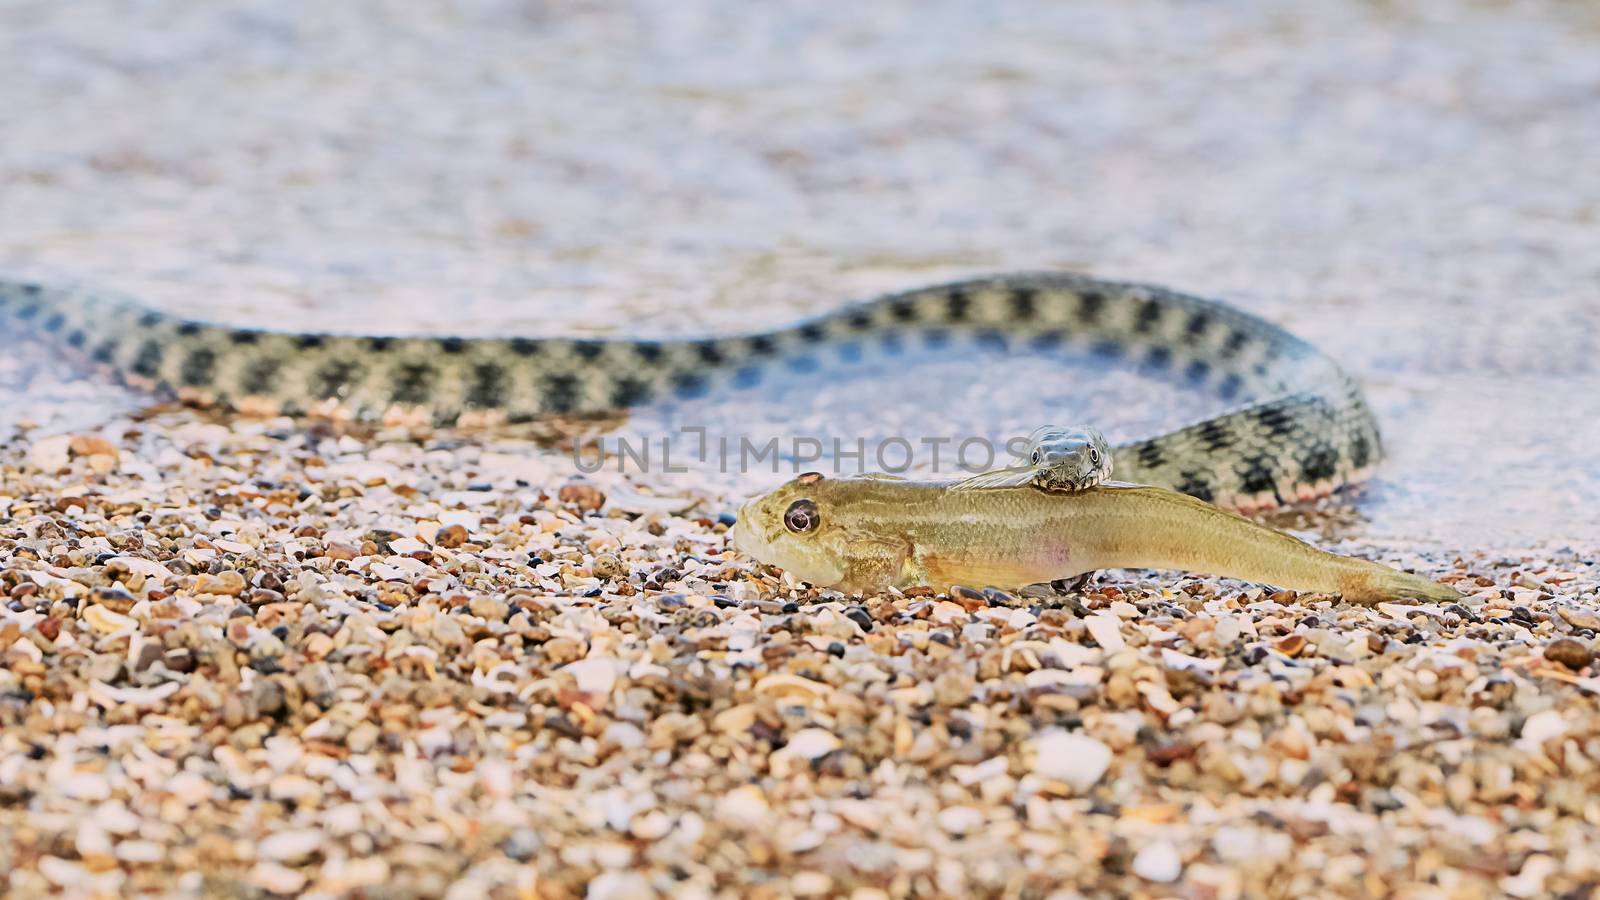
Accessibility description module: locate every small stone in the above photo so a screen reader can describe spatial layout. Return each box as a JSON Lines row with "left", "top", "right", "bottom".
{"left": 303, "top": 632, "right": 335, "bottom": 661}
{"left": 592, "top": 553, "right": 625, "bottom": 579}
{"left": 194, "top": 571, "right": 246, "bottom": 596}
{"left": 110, "top": 556, "right": 170, "bottom": 581}
{"left": 543, "top": 636, "right": 585, "bottom": 665}
{"left": 324, "top": 541, "right": 359, "bottom": 561}
{"left": 250, "top": 862, "right": 308, "bottom": 894}
{"left": 951, "top": 585, "right": 987, "bottom": 610}
{"left": 754, "top": 673, "right": 834, "bottom": 701}
{"left": 792, "top": 873, "right": 833, "bottom": 897}
{"left": 844, "top": 605, "right": 873, "bottom": 631}
{"left": 28, "top": 434, "right": 73, "bottom": 471}
{"left": 252, "top": 678, "right": 285, "bottom": 716}
{"left": 468, "top": 595, "right": 508, "bottom": 620}
{"left": 1273, "top": 634, "right": 1307, "bottom": 658}
{"left": 717, "top": 784, "right": 772, "bottom": 828}
{"left": 714, "top": 704, "right": 758, "bottom": 734}
{"left": 257, "top": 828, "right": 323, "bottom": 862}
{"left": 1132, "top": 841, "right": 1183, "bottom": 882}
{"left": 586, "top": 872, "right": 653, "bottom": 900}
{"left": 558, "top": 482, "right": 606, "bottom": 512}
{"left": 1544, "top": 637, "right": 1592, "bottom": 670}
{"left": 128, "top": 638, "right": 163, "bottom": 672}
{"left": 564, "top": 657, "right": 618, "bottom": 695}
{"left": 1556, "top": 606, "right": 1600, "bottom": 631}
{"left": 247, "top": 588, "right": 284, "bottom": 606}
{"left": 69, "top": 434, "right": 118, "bottom": 457}
{"left": 937, "top": 805, "right": 985, "bottom": 835}
{"left": 435, "top": 524, "right": 469, "bottom": 548}
{"left": 60, "top": 774, "right": 112, "bottom": 801}
{"left": 781, "top": 728, "right": 841, "bottom": 761}
{"left": 83, "top": 605, "right": 136, "bottom": 635}
{"left": 1085, "top": 613, "right": 1125, "bottom": 652}
{"left": 1031, "top": 731, "right": 1111, "bottom": 791}
{"left": 1520, "top": 709, "right": 1568, "bottom": 750}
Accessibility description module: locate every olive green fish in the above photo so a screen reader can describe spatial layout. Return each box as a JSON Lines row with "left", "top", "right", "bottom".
{"left": 732, "top": 473, "right": 1457, "bottom": 605}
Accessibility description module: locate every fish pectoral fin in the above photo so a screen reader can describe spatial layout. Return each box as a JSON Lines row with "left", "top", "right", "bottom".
{"left": 838, "top": 535, "right": 913, "bottom": 594}
{"left": 947, "top": 466, "right": 1038, "bottom": 491}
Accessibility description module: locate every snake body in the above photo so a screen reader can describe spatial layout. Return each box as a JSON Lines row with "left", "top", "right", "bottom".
{"left": 0, "top": 272, "right": 1381, "bottom": 513}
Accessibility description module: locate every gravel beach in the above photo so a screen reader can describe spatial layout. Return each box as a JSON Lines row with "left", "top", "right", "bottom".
{"left": 4, "top": 1, "right": 1600, "bottom": 897}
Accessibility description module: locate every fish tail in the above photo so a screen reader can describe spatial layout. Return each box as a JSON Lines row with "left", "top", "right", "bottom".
{"left": 1335, "top": 560, "right": 1460, "bottom": 605}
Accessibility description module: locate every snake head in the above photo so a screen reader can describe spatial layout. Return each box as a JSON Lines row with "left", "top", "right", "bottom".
{"left": 1028, "top": 425, "right": 1113, "bottom": 491}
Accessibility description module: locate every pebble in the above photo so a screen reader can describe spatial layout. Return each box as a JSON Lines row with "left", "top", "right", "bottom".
{"left": 557, "top": 482, "right": 606, "bottom": 512}
{"left": 1545, "top": 637, "right": 1592, "bottom": 670}
{"left": 1132, "top": 842, "right": 1183, "bottom": 882}
{"left": 717, "top": 785, "right": 773, "bottom": 828}
{"left": 82, "top": 605, "right": 135, "bottom": 635}
{"left": 27, "top": 434, "right": 73, "bottom": 471}
{"left": 1031, "top": 731, "right": 1112, "bottom": 791}
{"left": 1085, "top": 612, "right": 1126, "bottom": 652}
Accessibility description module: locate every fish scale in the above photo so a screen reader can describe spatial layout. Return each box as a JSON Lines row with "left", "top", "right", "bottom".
{"left": 0, "top": 272, "right": 1379, "bottom": 511}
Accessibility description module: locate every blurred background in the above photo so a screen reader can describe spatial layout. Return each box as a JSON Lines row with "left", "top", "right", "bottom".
{"left": 2, "top": 0, "right": 1597, "bottom": 547}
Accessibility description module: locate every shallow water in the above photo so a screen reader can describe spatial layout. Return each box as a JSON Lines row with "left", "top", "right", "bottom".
{"left": 2, "top": 0, "right": 1598, "bottom": 550}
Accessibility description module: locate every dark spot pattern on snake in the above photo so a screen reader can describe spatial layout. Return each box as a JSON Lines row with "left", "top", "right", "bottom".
{"left": 392, "top": 362, "right": 438, "bottom": 405}
{"left": 945, "top": 289, "right": 971, "bottom": 323}
{"left": 180, "top": 348, "right": 216, "bottom": 387}
{"left": 1009, "top": 287, "right": 1037, "bottom": 320}
{"left": 313, "top": 360, "right": 361, "bottom": 398}
{"left": 1237, "top": 455, "right": 1280, "bottom": 498}
{"left": 467, "top": 362, "right": 507, "bottom": 408}
{"left": 1299, "top": 442, "right": 1339, "bottom": 483}
{"left": 610, "top": 377, "right": 653, "bottom": 407}
{"left": 541, "top": 374, "right": 579, "bottom": 413}
{"left": 240, "top": 359, "right": 282, "bottom": 395}
{"left": 131, "top": 340, "right": 164, "bottom": 378}
{"left": 1134, "top": 298, "right": 1163, "bottom": 334}
{"left": 1198, "top": 420, "right": 1234, "bottom": 450}
{"left": 1174, "top": 471, "right": 1215, "bottom": 504}
{"left": 0, "top": 273, "right": 1384, "bottom": 513}
{"left": 694, "top": 341, "right": 724, "bottom": 365}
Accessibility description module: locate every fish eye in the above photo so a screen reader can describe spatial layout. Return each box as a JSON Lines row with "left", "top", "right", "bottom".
{"left": 1089, "top": 448, "right": 1101, "bottom": 465}
{"left": 783, "top": 499, "right": 819, "bottom": 534}
{"left": 1031, "top": 450, "right": 1041, "bottom": 465}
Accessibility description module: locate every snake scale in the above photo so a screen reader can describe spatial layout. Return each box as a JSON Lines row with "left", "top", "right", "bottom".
{"left": 0, "top": 272, "right": 1381, "bottom": 514}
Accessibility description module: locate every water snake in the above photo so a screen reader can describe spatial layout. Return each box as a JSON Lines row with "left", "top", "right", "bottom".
{"left": 0, "top": 272, "right": 1381, "bottom": 513}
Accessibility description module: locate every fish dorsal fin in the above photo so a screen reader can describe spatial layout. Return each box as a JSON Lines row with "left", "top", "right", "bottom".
{"left": 947, "top": 466, "right": 1038, "bottom": 491}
